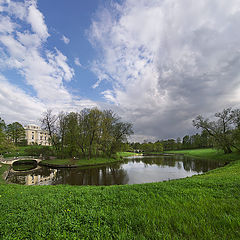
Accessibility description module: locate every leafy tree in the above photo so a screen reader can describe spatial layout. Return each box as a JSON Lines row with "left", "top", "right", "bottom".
{"left": 162, "top": 139, "right": 176, "bottom": 151}
{"left": 40, "top": 108, "right": 134, "bottom": 159}
{"left": 153, "top": 141, "right": 163, "bottom": 152}
{"left": 64, "top": 112, "right": 80, "bottom": 158}
{"left": 193, "top": 108, "right": 240, "bottom": 153}
{"left": 6, "top": 122, "right": 25, "bottom": 145}
{"left": 0, "top": 117, "right": 14, "bottom": 154}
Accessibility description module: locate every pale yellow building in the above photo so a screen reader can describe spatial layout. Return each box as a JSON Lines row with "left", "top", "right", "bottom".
{"left": 24, "top": 124, "right": 51, "bottom": 146}
{"left": 25, "top": 170, "right": 57, "bottom": 185}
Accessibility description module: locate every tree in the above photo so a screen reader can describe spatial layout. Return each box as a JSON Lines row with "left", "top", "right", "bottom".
{"left": 64, "top": 112, "right": 80, "bottom": 158}
{"left": 40, "top": 108, "right": 134, "bottom": 159}
{"left": 99, "top": 110, "right": 133, "bottom": 157}
{"left": 0, "top": 117, "right": 5, "bottom": 131}
{"left": 41, "top": 110, "right": 58, "bottom": 149}
{"left": 0, "top": 117, "right": 14, "bottom": 154}
{"left": 153, "top": 141, "right": 163, "bottom": 152}
{"left": 176, "top": 137, "right": 182, "bottom": 149}
{"left": 193, "top": 108, "right": 240, "bottom": 153}
{"left": 6, "top": 122, "right": 25, "bottom": 145}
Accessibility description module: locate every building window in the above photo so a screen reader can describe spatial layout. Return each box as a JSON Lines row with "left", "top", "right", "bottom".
{"left": 45, "top": 137, "right": 47, "bottom": 140}
{"left": 32, "top": 135, "right": 34, "bottom": 139}
{"left": 40, "top": 136, "right": 42, "bottom": 140}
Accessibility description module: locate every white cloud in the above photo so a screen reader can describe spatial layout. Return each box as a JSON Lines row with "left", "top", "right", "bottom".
{"left": 0, "top": 16, "right": 16, "bottom": 33}
{"left": 0, "top": 0, "right": 97, "bottom": 124}
{"left": 89, "top": 0, "right": 240, "bottom": 139}
{"left": 0, "top": 74, "right": 45, "bottom": 124}
{"left": 74, "top": 57, "right": 82, "bottom": 67}
{"left": 61, "top": 35, "right": 70, "bottom": 44}
{"left": 27, "top": 2, "right": 49, "bottom": 40}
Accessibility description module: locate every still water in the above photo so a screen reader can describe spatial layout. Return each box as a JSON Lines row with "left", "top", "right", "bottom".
{"left": 7, "top": 155, "right": 225, "bottom": 186}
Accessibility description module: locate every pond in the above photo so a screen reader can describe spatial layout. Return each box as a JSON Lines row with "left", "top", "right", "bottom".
{"left": 6, "top": 155, "right": 226, "bottom": 186}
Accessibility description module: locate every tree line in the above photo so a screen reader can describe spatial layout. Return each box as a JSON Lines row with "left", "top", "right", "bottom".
{"left": 1, "top": 107, "right": 239, "bottom": 157}
{"left": 41, "top": 108, "right": 133, "bottom": 159}
{"left": 129, "top": 107, "right": 240, "bottom": 154}
{"left": 128, "top": 131, "right": 212, "bottom": 153}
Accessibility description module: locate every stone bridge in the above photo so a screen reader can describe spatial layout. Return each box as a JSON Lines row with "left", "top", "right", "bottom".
{"left": 0, "top": 157, "right": 42, "bottom": 165}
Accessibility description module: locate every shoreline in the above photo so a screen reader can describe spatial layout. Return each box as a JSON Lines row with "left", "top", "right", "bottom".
{"left": 39, "top": 158, "right": 125, "bottom": 169}
{"left": 0, "top": 148, "right": 240, "bottom": 239}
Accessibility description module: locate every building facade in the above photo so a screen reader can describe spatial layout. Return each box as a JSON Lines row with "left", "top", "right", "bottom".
{"left": 24, "top": 124, "right": 51, "bottom": 146}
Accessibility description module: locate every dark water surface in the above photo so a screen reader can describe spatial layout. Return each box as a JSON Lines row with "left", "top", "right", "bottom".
{"left": 7, "top": 155, "right": 225, "bottom": 186}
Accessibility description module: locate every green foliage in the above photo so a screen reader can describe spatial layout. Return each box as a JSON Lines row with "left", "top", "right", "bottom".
{"left": 130, "top": 141, "right": 163, "bottom": 153}
{"left": 6, "top": 122, "right": 25, "bottom": 145}
{"left": 0, "top": 117, "right": 15, "bottom": 155}
{"left": 24, "top": 146, "right": 54, "bottom": 158}
{"left": 41, "top": 108, "right": 134, "bottom": 159}
{"left": 0, "top": 151, "right": 240, "bottom": 239}
{"left": 193, "top": 108, "right": 240, "bottom": 153}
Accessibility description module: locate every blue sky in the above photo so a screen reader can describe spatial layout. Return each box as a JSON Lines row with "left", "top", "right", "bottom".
{"left": 1, "top": 0, "right": 240, "bottom": 141}
{"left": 38, "top": 0, "right": 104, "bottom": 100}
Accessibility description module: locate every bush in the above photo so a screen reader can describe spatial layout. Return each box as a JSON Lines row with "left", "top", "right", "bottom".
{"left": 24, "top": 146, "right": 54, "bottom": 159}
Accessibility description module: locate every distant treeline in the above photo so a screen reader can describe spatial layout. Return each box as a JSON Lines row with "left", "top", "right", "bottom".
{"left": 129, "top": 107, "right": 240, "bottom": 154}
{"left": 128, "top": 130, "right": 213, "bottom": 152}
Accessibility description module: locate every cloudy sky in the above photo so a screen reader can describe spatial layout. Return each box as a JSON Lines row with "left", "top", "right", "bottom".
{"left": 1, "top": 0, "right": 240, "bottom": 142}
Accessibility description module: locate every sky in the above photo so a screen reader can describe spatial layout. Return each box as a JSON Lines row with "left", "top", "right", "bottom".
{"left": 1, "top": 0, "right": 240, "bottom": 142}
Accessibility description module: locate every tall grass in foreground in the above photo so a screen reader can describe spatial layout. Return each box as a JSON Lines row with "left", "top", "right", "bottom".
{"left": 0, "top": 149, "right": 239, "bottom": 239}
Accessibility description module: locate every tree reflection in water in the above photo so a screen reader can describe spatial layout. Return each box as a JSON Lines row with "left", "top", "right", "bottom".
{"left": 7, "top": 155, "right": 225, "bottom": 186}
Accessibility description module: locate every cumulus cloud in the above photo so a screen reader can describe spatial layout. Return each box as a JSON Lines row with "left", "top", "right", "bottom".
{"left": 0, "top": 74, "right": 45, "bottom": 124}
{"left": 61, "top": 35, "right": 70, "bottom": 44}
{"left": 89, "top": 0, "right": 240, "bottom": 140}
{"left": 0, "top": 0, "right": 96, "bottom": 124}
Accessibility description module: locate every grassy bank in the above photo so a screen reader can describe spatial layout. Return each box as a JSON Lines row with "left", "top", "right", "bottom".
{"left": 0, "top": 149, "right": 240, "bottom": 239}
{"left": 0, "top": 164, "right": 9, "bottom": 184}
{"left": 166, "top": 148, "right": 240, "bottom": 162}
{"left": 40, "top": 152, "right": 138, "bottom": 167}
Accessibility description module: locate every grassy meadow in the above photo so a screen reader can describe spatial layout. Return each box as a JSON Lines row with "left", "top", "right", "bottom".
{"left": 0, "top": 148, "right": 240, "bottom": 239}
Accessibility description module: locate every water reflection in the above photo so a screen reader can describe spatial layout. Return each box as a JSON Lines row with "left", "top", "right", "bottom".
{"left": 7, "top": 155, "right": 225, "bottom": 186}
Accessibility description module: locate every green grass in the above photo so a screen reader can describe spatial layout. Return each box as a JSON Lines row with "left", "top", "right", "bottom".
{"left": 0, "top": 164, "right": 9, "bottom": 184}
{"left": 41, "top": 152, "right": 138, "bottom": 167}
{"left": 0, "top": 149, "right": 240, "bottom": 239}
{"left": 116, "top": 151, "right": 140, "bottom": 157}
{"left": 166, "top": 148, "right": 240, "bottom": 161}
{"left": 41, "top": 157, "right": 120, "bottom": 167}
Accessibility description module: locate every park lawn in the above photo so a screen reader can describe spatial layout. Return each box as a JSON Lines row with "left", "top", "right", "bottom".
{"left": 0, "top": 149, "right": 240, "bottom": 239}
{"left": 41, "top": 157, "right": 121, "bottom": 167}
{"left": 116, "top": 151, "right": 141, "bottom": 157}
{"left": 166, "top": 148, "right": 240, "bottom": 162}
{"left": 40, "top": 152, "right": 137, "bottom": 167}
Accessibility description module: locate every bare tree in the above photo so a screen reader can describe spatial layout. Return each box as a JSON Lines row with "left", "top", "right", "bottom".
{"left": 41, "top": 109, "right": 58, "bottom": 149}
